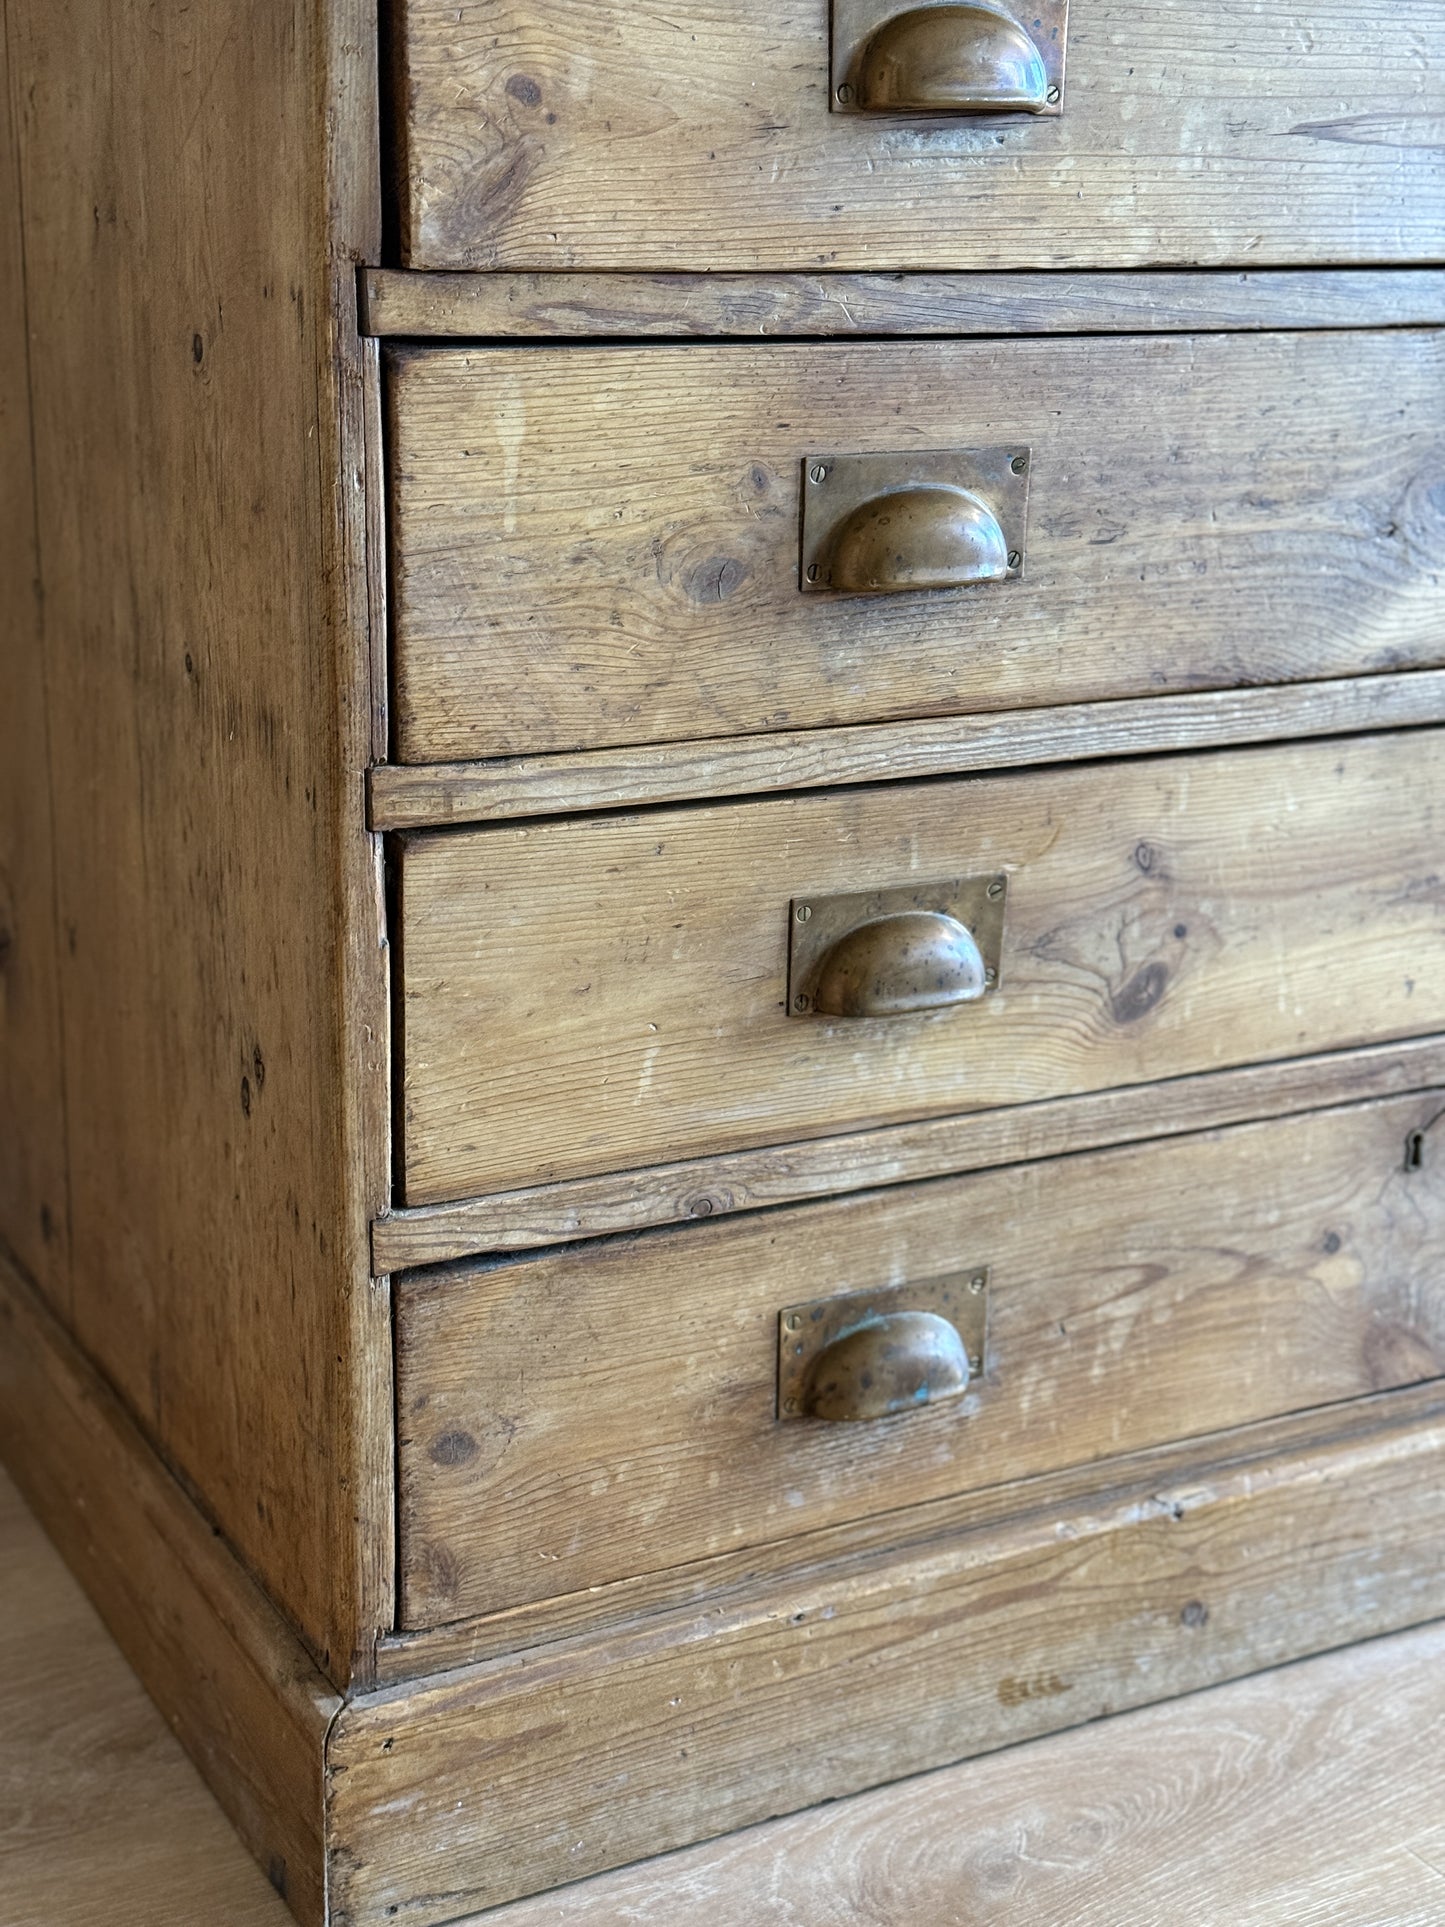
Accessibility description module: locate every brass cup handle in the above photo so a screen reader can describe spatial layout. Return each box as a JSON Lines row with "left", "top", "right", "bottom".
{"left": 846, "top": 4, "right": 1056, "bottom": 116}
{"left": 812, "top": 909, "right": 988, "bottom": 1018}
{"left": 802, "top": 1311, "right": 971, "bottom": 1422}
{"left": 818, "top": 482, "right": 1010, "bottom": 596}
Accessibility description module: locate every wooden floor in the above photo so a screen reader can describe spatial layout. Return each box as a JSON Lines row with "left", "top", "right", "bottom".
{"left": 6, "top": 1467, "right": 1445, "bottom": 1927}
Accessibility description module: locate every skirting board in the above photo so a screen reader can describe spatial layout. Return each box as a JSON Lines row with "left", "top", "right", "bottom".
{"left": 6, "top": 1242, "right": 1445, "bottom": 1926}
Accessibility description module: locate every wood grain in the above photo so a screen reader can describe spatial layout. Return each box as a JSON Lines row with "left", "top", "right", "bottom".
{"left": 397, "top": 731, "right": 1445, "bottom": 1205}
{"left": 397, "top": 1091, "right": 1445, "bottom": 1625}
{"left": 0, "top": 11, "right": 68, "bottom": 1310}
{"left": 361, "top": 266, "right": 1445, "bottom": 341}
{"left": 390, "top": 0, "right": 1445, "bottom": 271}
{"left": 0, "top": 1469, "right": 294, "bottom": 1927}
{"left": 12, "top": 1450, "right": 1445, "bottom": 1927}
{"left": 329, "top": 1388, "right": 1445, "bottom": 1926}
{"left": 375, "top": 1380, "right": 1445, "bottom": 1681}
{"left": 1, "top": 0, "right": 394, "bottom": 1680}
{"left": 368, "top": 670, "right": 1445, "bottom": 832}
{"left": 480, "top": 1617, "right": 1445, "bottom": 1927}
{"left": 373, "top": 1035, "right": 1445, "bottom": 1268}
{"left": 387, "top": 331, "right": 1445, "bottom": 760}
{"left": 0, "top": 1245, "right": 339, "bottom": 1927}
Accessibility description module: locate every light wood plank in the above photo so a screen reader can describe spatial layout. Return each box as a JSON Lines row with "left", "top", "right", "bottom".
{"left": 397, "top": 1090, "right": 1445, "bottom": 1625}
{"left": 398, "top": 732, "right": 1445, "bottom": 1205}
{"left": 386, "top": 332, "right": 1445, "bottom": 761}
{"left": 330, "top": 1389, "right": 1445, "bottom": 1925}
{"left": 361, "top": 267, "right": 1445, "bottom": 340}
{"left": 0, "top": 1246, "right": 339, "bottom": 1927}
{"left": 392, "top": 1, "right": 1445, "bottom": 272}
{"left": 480, "top": 1618, "right": 1445, "bottom": 1927}
{"left": 3, "top": 0, "right": 393, "bottom": 1678}
{"left": 368, "top": 670, "right": 1445, "bottom": 832}
{"left": 0, "top": 1470, "right": 293, "bottom": 1927}
{"left": 373, "top": 1034, "right": 1445, "bottom": 1268}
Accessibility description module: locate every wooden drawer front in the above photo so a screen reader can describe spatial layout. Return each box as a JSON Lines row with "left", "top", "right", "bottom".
{"left": 397, "top": 731, "right": 1445, "bottom": 1207}
{"left": 396, "top": 1091, "right": 1445, "bottom": 1625}
{"left": 391, "top": 2, "right": 1445, "bottom": 273}
{"left": 387, "top": 332, "right": 1445, "bottom": 761}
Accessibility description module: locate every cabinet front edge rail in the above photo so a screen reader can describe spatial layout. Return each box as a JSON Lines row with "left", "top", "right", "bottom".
{"left": 368, "top": 671, "right": 1445, "bottom": 832}
{"left": 359, "top": 268, "right": 1445, "bottom": 341}
{"left": 370, "top": 1035, "right": 1445, "bottom": 1271}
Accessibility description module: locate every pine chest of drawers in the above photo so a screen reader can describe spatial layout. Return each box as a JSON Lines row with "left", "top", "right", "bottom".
{"left": 2, "top": 4, "right": 1444, "bottom": 1923}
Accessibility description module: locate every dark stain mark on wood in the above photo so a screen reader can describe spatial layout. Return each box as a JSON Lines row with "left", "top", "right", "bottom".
{"left": 998, "top": 1672, "right": 1071, "bottom": 1707}
{"left": 684, "top": 554, "right": 752, "bottom": 604}
{"left": 1112, "top": 961, "right": 1169, "bottom": 1025}
{"left": 429, "top": 1429, "right": 480, "bottom": 1468}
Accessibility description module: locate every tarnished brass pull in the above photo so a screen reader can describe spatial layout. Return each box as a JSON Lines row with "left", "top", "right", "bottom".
{"left": 832, "top": 1, "right": 1067, "bottom": 117}
{"left": 823, "top": 484, "right": 1008, "bottom": 595}
{"left": 814, "top": 910, "right": 986, "bottom": 1017}
{"left": 788, "top": 877, "right": 1006, "bottom": 1020}
{"left": 800, "top": 449, "right": 1029, "bottom": 598}
{"left": 805, "top": 1312, "right": 970, "bottom": 1421}
{"left": 778, "top": 1271, "right": 989, "bottom": 1424}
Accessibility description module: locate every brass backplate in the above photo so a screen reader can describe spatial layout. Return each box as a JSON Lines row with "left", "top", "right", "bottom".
{"left": 799, "top": 447, "right": 1030, "bottom": 593}
{"left": 778, "top": 1269, "right": 990, "bottom": 1420}
{"left": 831, "top": 0, "right": 1069, "bottom": 116}
{"left": 788, "top": 874, "right": 1007, "bottom": 1018}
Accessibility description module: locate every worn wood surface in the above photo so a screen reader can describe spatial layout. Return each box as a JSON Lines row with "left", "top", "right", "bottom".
{"left": 330, "top": 1389, "right": 1445, "bottom": 1925}
{"left": 377, "top": 1374, "right": 1445, "bottom": 1681}
{"left": 0, "top": 1469, "right": 295, "bottom": 1927}
{"left": 1, "top": 0, "right": 393, "bottom": 1680}
{"left": 374, "top": 1035, "right": 1445, "bottom": 1269}
{"left": 397, "top": 1092, "right": 1445, "bottom": 1625}
{"left": 369, "top": 669, "right": 1445, "bottom": 833}
{"left": 12, "top": 1460, "right": 1445, "bottom": 1927}
{"left": 0, "top": 22, "right": 68, "bottom": 1309}
{"left": 398, "top": 731, "right": 1445, "bottom": 1205}
{"left": 390, "top": 0, "right": 1445, "bottom": 271}
{"left": 361, "top": 266, "right": 1445, "bottom": 340}
{"left": 0, "top": 1246, "right": 339, "bottom": 1927}
{"left": 387, "top": 331, "right": 1445, "bottom": 760}
{"left": 484, "top": 1616, "right": 1445, "bottom": 1927}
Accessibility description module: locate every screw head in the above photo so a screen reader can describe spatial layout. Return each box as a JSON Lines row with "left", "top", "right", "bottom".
{"left": 783, "top": 1396, "right": 800, "bottom": 1415}
{"left": 1010, "top": 453, "right": 1028, "bottom": 474}
{"left": 810, "top": 463, "right": 830, "bottom": 485}
{"left": 984, "top": 966, "right": 998, "bottom": 986}
{"left": 783, "top": 1313, "right": 802, "bottom": 1333}
{"left": 795, "top": 904, "right": 812, "bottom": 923}
{"left": 969, "top": 1275, "right": 986, "bottom": 1294}
{"left": 1046, "top": 84, "right": 1061, "bottom": 104}
{"left": 806, "top": 562, "right": 820, "bottom": 582}
{"left": 1007, "top": 550, "right": 1022, "bottom": 571}
{"left": 987, "top": 877, "right": 1006, "bottom": 900}
{"left": 793, "top": 993, "right": 810, "bottom": 1012}
{"left": 836, "top": 82, "right": 854, "bottom": 105}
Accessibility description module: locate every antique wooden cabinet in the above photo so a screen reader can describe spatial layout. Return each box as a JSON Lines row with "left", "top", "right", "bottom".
{"left": 2, "top": 3, "right": 1444, "bottom": 1922}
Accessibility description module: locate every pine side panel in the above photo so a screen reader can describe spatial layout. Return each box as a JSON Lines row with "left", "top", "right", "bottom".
{"left": 3, "top": 0, "right": 393, "bottom": 1681}
{"left": 0, "top": 8, "right": 68, "bottom": 1304}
